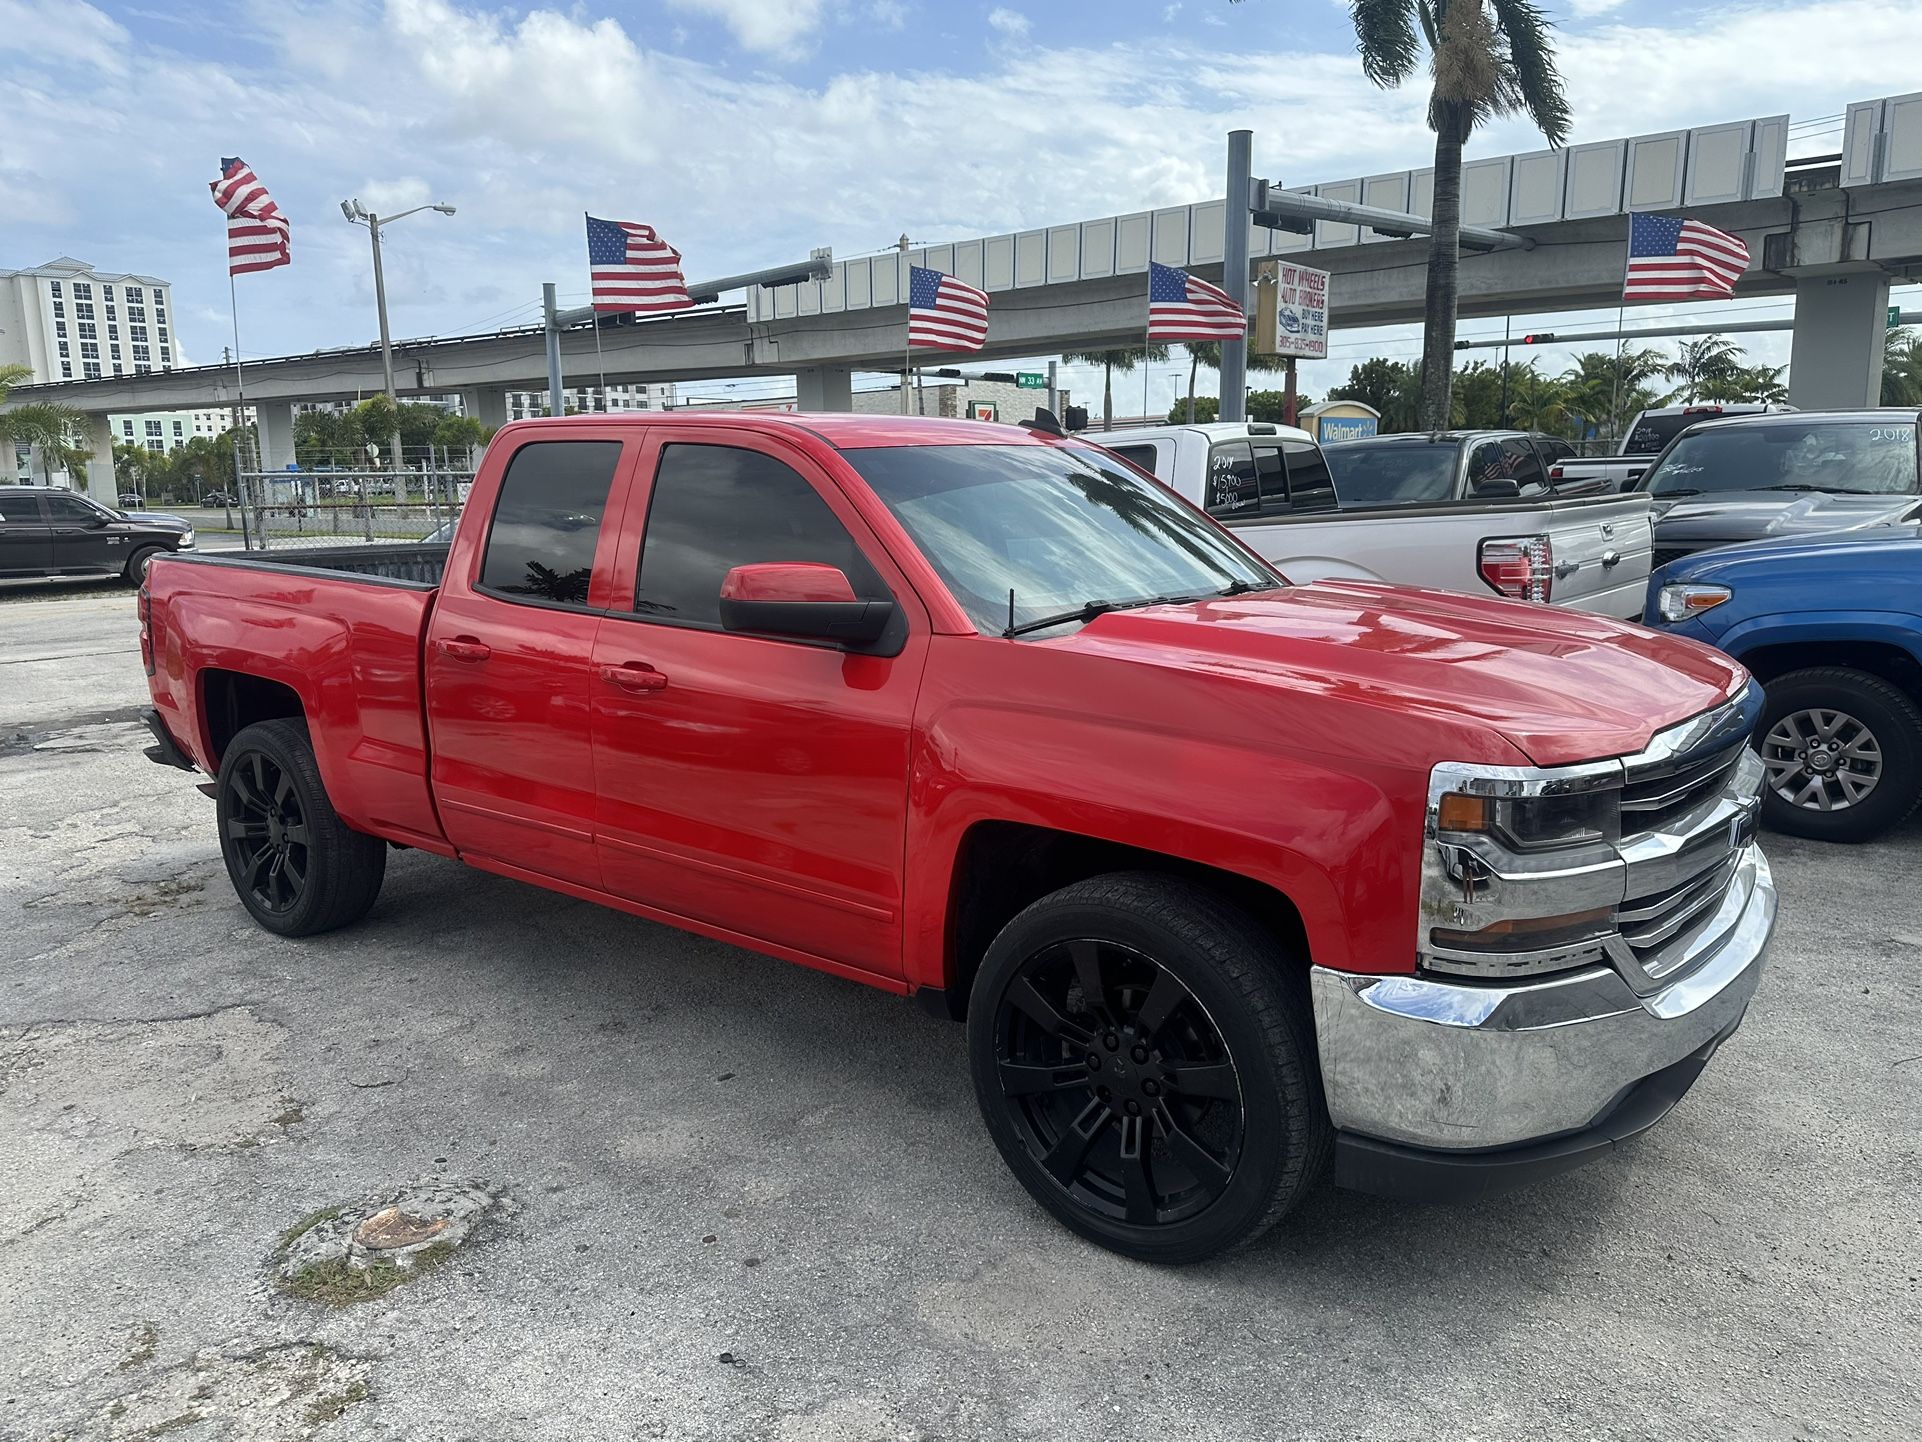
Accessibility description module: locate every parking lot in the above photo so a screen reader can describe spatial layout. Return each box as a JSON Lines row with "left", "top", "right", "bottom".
{"left": 3, "top": 585, "right": 1918, "bottom": 1442}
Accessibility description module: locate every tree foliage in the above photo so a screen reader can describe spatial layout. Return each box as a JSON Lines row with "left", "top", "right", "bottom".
{"left": 1065, "top": 345, "right": 1170, "bottom": 429}
{"left": 1883, "top": 328, "right": 1922, "bottom": 406}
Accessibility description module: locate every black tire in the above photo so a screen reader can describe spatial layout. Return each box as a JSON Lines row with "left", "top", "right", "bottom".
{"left": 216, "top": 719, "right": 386, "bottom": 936}
{"left": 123, "top": 546, "right": 164, "bottom": 584}
{"left": 967, "top": 872, "right": 1330, "bottom": 1264}
{"left": 1755, "top": 667, "right": 1922, "bottom": 843}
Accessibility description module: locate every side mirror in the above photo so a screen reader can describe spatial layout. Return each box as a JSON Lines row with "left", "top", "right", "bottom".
{"left": 88, "top": 512, "right": 112, "bottom": 527}
{"left": 1475, "top": 477, "right": 1522, "bottom": 499}
{"left": 718, "top": 563, "right": 894, "bottom": 646}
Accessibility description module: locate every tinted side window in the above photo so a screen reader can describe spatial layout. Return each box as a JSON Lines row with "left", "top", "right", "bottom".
{"left": 1465, "top": 442, "right": 1504, "bottom": 487}
{"left": 45, "top": 493, "right": 99, "bottom": 523}
{"left": 1106, "top": 444, "right": 1161, "bottom": 477}
{"left": 634, "top": 445, "right": 886, "bottom": 629}
{"left": 1499, "top": 438, "right": 1547, "bottom": 491}
{"left": 1252, "top": 445, "right": 1288, "bottom": 513}
{"left": 478, "top": 441, "right": 622, "bottom": 606}
{"left": 1281, "top": 439, "right": 1338, "bottom": 512}
{"left": 1206, "top": 441, "right": 1259, "bottom": 518}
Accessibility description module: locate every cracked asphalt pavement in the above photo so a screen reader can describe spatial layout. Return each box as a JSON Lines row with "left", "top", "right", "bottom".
{"left": 2, "top": 588, "right": 1919, "bottom": 1441}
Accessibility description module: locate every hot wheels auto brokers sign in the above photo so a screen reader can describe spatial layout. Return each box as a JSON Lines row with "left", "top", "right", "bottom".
{"left": 1265, "top": 262, "right": 1329, "bottom": 360}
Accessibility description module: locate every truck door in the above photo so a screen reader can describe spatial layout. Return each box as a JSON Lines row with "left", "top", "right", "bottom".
{"left": 42, "top": 489, "right": 118, "bottom": 573}
{"left": 424, "top": 434, "right": 633, "bottom": 886}
{"left": 589, "top": 431, "right": 925, "bottom": 979}
{"left": 0, "top": 492, "right": 54, "bottom": 575}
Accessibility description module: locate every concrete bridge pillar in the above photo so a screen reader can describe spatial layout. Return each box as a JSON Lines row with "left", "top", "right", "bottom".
{"left": 796, "top": 367, "right": 854, "bottom": 412}
{"left": 1788, "top": 272, "right": 1891, "bottom": 409}
{"left": 80, "top": 412, "right": 117, "bottom": 504}
{"left": 460, "top": 389, "right": 510, "bottom": 430}
{"left": 255, "top": 401, "right": 297, "bottom": 472}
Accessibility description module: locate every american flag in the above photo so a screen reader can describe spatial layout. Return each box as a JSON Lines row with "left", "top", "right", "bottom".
{"left": 1147, "top": 261, "right": 1246, "bottom": 341}
{"left": 1623, "top": 214, "right": 1749, "bottom": 302}
{"left": 209, "top": 157, "right": 290, "bottom": 276}
{"left": 586, "top": 216, "right": 692, "bottom": 313}
{"left": 908, "top": 266, "right": 990, "bottom": 351}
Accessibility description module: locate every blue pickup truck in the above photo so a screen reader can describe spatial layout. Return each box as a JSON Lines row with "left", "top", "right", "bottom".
{"left": 1645, "top": 524, "right": 1922, "bottom": 842}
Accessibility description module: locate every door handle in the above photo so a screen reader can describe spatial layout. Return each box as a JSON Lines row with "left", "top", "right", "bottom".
{"left": 599, "top": 662, "right": 668, "bottom": 694}
{"left": 1601, "top": 549, "right": 1622, "bottom": 569}
{"left": 437, "top": 636, "right": 492, "bottom": 662}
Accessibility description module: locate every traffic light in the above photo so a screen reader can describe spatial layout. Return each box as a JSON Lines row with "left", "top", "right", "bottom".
{"left": 1520, "top": 333, "right": 1556, "bottom": 344}
{"left": 1064, "top": 405, "right": 1089, "bottom": 432}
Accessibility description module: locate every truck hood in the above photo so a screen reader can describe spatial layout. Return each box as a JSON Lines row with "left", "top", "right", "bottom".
{"left": 1650, "top": 489, "right": 1922, "bottom": 545}
{"left": 1058, "top": 581, "right": 1745, "bottom": 769}
{"left": 1662, "top": 522, "right": 1922, "bottom": 585}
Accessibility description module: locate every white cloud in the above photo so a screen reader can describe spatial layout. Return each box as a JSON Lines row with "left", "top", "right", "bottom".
{"left": 1564, "top": 0, "right": 1629, "bottom": 16}
{"left": 6, "top": 0, "right": 1918, "bottom": 377}
{"left": 868, "top": 0, "right": 909, "bottom": 29}
{"left": 664, "top": 0, "right": 828, "bottom": 54}
{"left": 987, "top": 7, "right": 1030, "bottom": 38}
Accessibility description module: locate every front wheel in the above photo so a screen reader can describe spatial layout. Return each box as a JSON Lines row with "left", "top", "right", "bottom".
{"left": 967, "top": 873, "right": 1329, "bottom": 1264}
{"left": 1756, "top": 668, "right": 1922, "bottom": 843}
{"left": 123, "top": 546, "right": 164, "bottom": 584}
{"left": 216, "top": 719, "right": 386, "bottom": 935}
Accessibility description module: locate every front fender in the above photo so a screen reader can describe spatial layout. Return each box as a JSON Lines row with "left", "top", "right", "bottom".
{"left": 1714, "top": 610, "right": 1922, "bottom": 666}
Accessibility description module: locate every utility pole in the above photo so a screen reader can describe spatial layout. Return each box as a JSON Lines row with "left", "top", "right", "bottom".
{"left": 543, "top": 284, "right": 564, "bottom": 416}
{"left": 1046, "top": 359, "right": 1058, "bottom": 419}
{"left": 341, "top": 198, "right": 456, "bottom": 467}
{"left": 1220, "top": 129, "right": 1253, "bottom": 424}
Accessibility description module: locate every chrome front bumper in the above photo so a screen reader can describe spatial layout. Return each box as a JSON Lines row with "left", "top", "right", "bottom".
{"left": 1311, "top": 845, "right": 1774, "bottom": 1154}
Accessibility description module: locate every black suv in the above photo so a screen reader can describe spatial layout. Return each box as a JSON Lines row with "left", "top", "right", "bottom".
{"left": 0, "top": 486, "right": 196, "bottom": 583}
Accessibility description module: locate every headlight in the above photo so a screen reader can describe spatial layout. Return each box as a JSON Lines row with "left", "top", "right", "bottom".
{"left": 181, "top": 529, "right": 196, "bottom": 547}
{"left": 1437, "top": 787, "right": 1617, "bottom": 851}
{"left": 1657, "top": 582, "right": 1730, "bottom": 623}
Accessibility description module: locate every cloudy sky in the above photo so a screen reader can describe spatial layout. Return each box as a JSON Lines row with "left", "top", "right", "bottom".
{"left": 4, "top": 0, "right": 1917, "bottom": 410}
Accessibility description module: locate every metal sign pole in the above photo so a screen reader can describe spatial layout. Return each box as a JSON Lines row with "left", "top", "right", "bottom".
{"left": 1220, "top": 129, "right": 1253, "bottom": 424}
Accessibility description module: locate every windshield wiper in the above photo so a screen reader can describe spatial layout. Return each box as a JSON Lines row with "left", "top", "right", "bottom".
{"left": 1004, "top": 594, "right": 1196, "bottom": 638}
{"left": 1213, "top": 578, "right": 1281, "bottom": 597}
{"left": 1756, "top": 483, "right": 1834, "bottom": 493}
{"left": 1652, "top": 487, "right": 1702, "bottom": 497}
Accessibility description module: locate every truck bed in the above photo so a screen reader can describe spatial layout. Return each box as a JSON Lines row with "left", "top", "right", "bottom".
{"left": 173, "top": 542, "right": 451, "bottom": 587}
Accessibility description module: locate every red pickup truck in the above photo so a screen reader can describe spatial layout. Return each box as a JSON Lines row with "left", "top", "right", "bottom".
{"left": 140, "top": 412, "right": 1776, "bottom": 1263}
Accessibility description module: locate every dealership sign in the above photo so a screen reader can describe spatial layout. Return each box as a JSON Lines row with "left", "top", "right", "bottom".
{"left": 1258, "top": 261, "right": 1329, "bottom": 360}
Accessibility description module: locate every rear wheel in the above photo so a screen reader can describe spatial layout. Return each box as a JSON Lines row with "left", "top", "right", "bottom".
{"left": 967, "top": 873, "right": 1329, "bottom": 1264}
{"left": 216, "top": 719, "right": 386, "bottom": 935}
{"left": 1756, "top": 667, "right": 1922, "bottom": 842}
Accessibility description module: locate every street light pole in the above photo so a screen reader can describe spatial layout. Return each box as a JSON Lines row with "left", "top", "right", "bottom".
{"left": 341, "top": 198, "right": 457, "bottom": 477}
{"left": 367, "top": 213, "right": 397, "bottom": 405}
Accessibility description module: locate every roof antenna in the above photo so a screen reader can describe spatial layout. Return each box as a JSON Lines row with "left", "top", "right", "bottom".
{"left": 1024, "top": 407, "right": 1065, "bottom": 437}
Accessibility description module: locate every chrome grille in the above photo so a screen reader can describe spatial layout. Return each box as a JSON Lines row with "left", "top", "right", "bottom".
{"left": 1619, "top": 851, "right": 1741, "bottom": 961}
{"left": 1620, "top": 737, "right": 1748, "bottom": 832}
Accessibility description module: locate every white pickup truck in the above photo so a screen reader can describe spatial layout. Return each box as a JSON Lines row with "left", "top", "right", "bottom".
{"left": 1095, "top": 421, "right": 1655, "bottom": 618}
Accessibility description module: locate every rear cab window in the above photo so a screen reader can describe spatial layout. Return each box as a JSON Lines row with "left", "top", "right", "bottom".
{"left": 478, "top": 440, "right": 623, "bottom": 607}
{"left": 1105, "top": 443, "right": 1163, "bottom": 479}
{"left": 1206, "top": 440, "right": 1261, "bottom": 520}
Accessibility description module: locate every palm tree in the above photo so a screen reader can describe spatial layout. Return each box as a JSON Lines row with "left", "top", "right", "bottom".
{"left": 1726, "top": 363, "right": 1788, "bottom": 405}
{"left": 0, "top": 402, "right": 93, "bottom": 486}
{"left": 1342, "top": 0, "right": 1571, "bottom": 428}
{"left": 1560, "top": 348, "right": 1670, "bottom": 440}
{"left": 1064, "top": 345, "right": 1169, "bottom": 430}
{"left": 1882, "top": 328, "right": 1922, "bottom": 406}
{"left": 1663, "top": 336, "right": 1745, "bottom": 403}
{"left": 1179, "top": 342, "right": 1289, "bottom": 423}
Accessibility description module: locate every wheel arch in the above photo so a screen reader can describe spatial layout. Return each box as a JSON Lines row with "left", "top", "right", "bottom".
{"left": 1731, "top": 632, "right": 1922, "bottom": 708}
{"left": 198, "top": 667, "right": 307, "bottom": 771}
{"left": 923, "top": 819, "right": 1314, "bottom": 1022}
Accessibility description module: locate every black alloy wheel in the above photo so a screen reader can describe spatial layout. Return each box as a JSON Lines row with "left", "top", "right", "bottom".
{"left": 216, "top": 719, "right": 386, "bottom": 936}
{"left": 224, "top": 749, "right": 310, "bottom": 915}
{"left": 969, "top": 873, "right": 1328, "bottom": 1264}
{"left": 995, "top": 937, "right": 1244, "bottom": 1229}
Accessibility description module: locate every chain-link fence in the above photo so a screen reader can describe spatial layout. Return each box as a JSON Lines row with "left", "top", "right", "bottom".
{"left": 226, "top": 467, "right": 474, "bottom": 551}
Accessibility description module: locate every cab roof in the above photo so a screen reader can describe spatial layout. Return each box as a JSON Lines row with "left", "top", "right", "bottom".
{"left": 492, "top": 410, "right": 1059, "bottom": 450}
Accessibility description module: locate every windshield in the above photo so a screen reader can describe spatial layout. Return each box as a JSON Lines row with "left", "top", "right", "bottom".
{"left": 1643, "top": 421, "right": 1919, "bottom": 497}
{"left": 1322, "top": 443, "right": 1457, "bottom": 506}
{"left": 842, "top": 442, "right": 1276, "bottom": 636}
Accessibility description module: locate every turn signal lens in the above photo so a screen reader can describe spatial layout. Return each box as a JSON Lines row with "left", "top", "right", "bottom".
{"left": 1657, "top": 582, "right": 1732, "bottom": 623}
{"left": 1437, "top": 793, "right": 1488, "bottom": 832}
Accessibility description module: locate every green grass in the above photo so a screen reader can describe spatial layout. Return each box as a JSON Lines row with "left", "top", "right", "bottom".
{"left": 274, "top": 1206, "right": 343, "bottom": 1258}
{"left": 280, "top": 1242, "right": 455, "bottom": 1307}
{"left": 304, "top": 1379, "right": 369, "bottom": 1424}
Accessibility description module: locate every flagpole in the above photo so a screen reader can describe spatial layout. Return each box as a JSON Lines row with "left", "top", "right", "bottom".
{"left": 586, "top": 212, "right": 608, "bottom": 411}
{"left": 1611, "top": 216, "right": 1631, "bottom": 445}
{"left": 898, "top": 235, "right": 912, "bottom": 415}
{"left": 226, "top": 268, "right": 255, "bottom": 548}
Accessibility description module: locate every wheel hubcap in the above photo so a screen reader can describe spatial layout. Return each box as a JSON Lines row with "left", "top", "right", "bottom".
{"left": 994, "top": 938, "right": 1243, "bottom": 1229}
{"left": 223, "top": 751, "right": 310, "bottom": 913}
{"left": 1761, "top": 708, "right": 1882, "bottom": 812}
